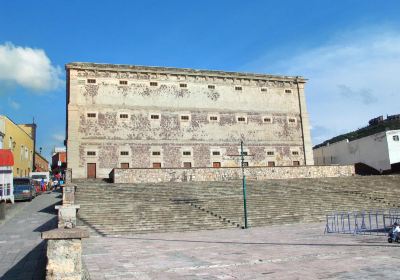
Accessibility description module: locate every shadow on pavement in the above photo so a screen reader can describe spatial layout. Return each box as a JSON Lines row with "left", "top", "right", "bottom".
{"left": 1, "top": 241, "right": 47, "bottom": 280}
{"left": 38, "top": 201, "right": 61, "bottom": 215}
{"left": 34, "top": 216, "right": 57, "bottom": 233}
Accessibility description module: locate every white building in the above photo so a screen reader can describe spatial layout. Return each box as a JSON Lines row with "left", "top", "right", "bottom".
{"left": 313, "top": 129, "right": 400, "bottom": 173}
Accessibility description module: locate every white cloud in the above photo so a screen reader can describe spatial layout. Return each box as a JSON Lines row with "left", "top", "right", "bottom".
{"left": 250, "top": 26, "right": 400, "bottom": 145}
{"left": 52, "top": 133, "right": 65, "bottom": 142}
{"left": 0, "top": 42, "right": 63, "bottom": 92}
{"left": 8, "top": 98, "right": 20, "bottom": 110}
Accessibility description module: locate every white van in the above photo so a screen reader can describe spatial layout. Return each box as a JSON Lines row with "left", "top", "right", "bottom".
{"left": 29, "top": 172, "right": 50, "bottom": 184}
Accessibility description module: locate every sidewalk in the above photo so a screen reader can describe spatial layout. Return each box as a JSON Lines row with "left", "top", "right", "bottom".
{"left": 0, "top": 192, "right": 61, "bottom": 280}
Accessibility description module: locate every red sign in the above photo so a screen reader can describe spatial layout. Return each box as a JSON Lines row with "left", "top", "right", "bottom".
{"left": 0, "top": 149, "right": 14, "bottom": 166}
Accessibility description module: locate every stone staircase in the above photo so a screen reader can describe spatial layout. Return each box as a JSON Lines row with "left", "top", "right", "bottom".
{"left": 75, "top": 175, "right": 400, "bottom": 235}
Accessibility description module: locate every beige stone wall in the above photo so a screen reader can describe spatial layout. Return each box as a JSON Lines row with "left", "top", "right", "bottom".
{"left": 66, "top": 63, "right": 314, "bottom": 178}
{"left": 111, "top": 165, "right": 355, "bottom": 184}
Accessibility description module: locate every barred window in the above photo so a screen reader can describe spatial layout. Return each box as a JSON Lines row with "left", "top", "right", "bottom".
{"left": 119, "top": 80, "right": 128, "bottom": 85}
{"left": 120, "top": 151, "right": 129, "bottom": 156}
{"left": 235, "top": 86, "right": 242, "bottom": 91}
{"left": 87, "top": 113, "right": 96, "bottom": 118}
{"left": 181, "top": 115, "right": 190, "bottom": 121}
{"left": 87, "top": 151, "right": 96, "bottom": 156}
{"left": 237, "top": 117, "right": 246, "bottom": 122}
{"left": 183, "top": 151, "right": 191, "bottom": 156}
{"left": 150, "top": 82, "right": 158, "bottom": 86}
{"left": 208, "top": 85, "right": 215, "bottom": 89}
{"left": 212, "top": 151, "right": 220, "bottom": 156}
{"left": 180, "top": 83, "right": 187, "bottom": 88}
{"left": 152, "top": 151, "right": 161, "bottom": 156}
{"left": 261, "top": 88, "right": 268, "bottom": 92}
{"left": 292, "top": 151, "right": 299, "bottom": 155}
{"left": 87, "top": 79, "right": 96, "bottom": 84}
{"left": 151, "top": 114, "right": 160, "bottom": 120}
{"left": 267, "top": 151, "right": 274, "bottom": 156}
{"left": 119, "top": 114, "right": 129, "bottom": 119}
{"left": 285, "top": 89, "right": 292, "bottom": 93}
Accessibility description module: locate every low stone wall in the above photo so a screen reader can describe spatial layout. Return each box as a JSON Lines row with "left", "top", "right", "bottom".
{"left": 111, "top": 165, "right": 355, "bottom": 184}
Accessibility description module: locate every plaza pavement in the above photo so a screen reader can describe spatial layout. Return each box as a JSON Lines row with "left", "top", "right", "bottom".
{"left": 0, "top": 192, "right": 60, "bottom": 280}
{"left": 83, "top": 223, "right": 400, "bottom": 280}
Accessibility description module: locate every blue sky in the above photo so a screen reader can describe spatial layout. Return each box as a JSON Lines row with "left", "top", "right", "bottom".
{"left": 1, "top": 0, "right": 400, "bottom": 161}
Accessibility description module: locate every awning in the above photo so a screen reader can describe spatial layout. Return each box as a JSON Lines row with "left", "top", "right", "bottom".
{"left": 0, "top": 150, "right": 14, "bottom": 166}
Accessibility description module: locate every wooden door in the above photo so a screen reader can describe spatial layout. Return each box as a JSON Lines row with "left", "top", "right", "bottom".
{"left": 152, "top": 162, "right": 161, "bottom": 168}
{"left": 120, "top": 163, "right": 129, "bottom": 168}
{"left": 87, "top": 163, "right": 96, "bottom": 179}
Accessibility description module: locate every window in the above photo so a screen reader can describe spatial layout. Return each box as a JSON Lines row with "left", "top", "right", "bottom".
{"left": 120, "top": 163, "right": 129, "bottom": 168}
{"left": 242, "top": 151, "right": 248, "bottom": 156}
{"left": 87, "top": 79, "right": 96, "bottom": 84}
{"left": 153, "top": 162, "right": 161, "bottom": 168}
{"left": 212, "top": 151, "right": 220, "bottom": 156}
{"left": 119, "top": 80, "right": 128, "bottom": 85}
{"left": 213, "top": 162, "right": 221, "bottom": 168}
{"left": 120, "top": 151, "right": 129, "bottom": 156}
{"left": 235, "top": 86, "right": 242, "bottom": 91}
{"left": 150, "top": 82, "right": 158, "bottom": 87}
{"left": 119, "top": 114, "right": 129, "bottom": 119}
{"left": 87, "top": 113, "right": 97, "bottom": 118}
{"left": 267, "top": 151, "right": 275, "bottom": 156}
{"left": 152, "top": 151, "right": 161, "bottom": 156}
{"left": 267, "top": 161, "right": 275, "bottom": 167}
{"left": 293, "top": 161, "right": 300, "bottom": 166}
{"left": 285, "top": 89, "right": 292, "bottom": 93}
{"left": 180, "top": 83, "right": 187, "bottom": 88}
{"left": 150, "top": 114, "right": 160, "bottom": 120}
{"left": 237, "top": 117, "right": 246, "bottom": 122}
{"left": 263, "top": 117, "right": 272, "bottom": 123}
{"left": 183, "top": 162, "right": 192, "bottom": 168}
{"left": 208, "top": 85, "right": 215, "bottom": 89}
{"left": 181, "top": 115, "right": 190, "bottom": 121}
{"left": 209, "top": 116, "right": 218, "bottom": 122}
{"left": 183, "top": 151, "right": 191, "bottom": 156}
{"left": 292, "top": 151, "right": 299, "bottom": 156}
{"left": 87, "top": 151, "right": 96, "bottom": 156}
{"left": 242, "top": 162, "right": 249, "bottom": 167}
{"left": 393, "top": 135, "right": 399, "bottom": 141}
{"left": 288, "top": 118, "right": 296, "bottom": 123}
{"left": 261, "top": 88, "right": 268, "bottom": 92}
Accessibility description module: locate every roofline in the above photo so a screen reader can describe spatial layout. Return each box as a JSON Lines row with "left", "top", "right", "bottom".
{"left": 0, "top": 115, "right": 34, "bottom": 141}
{"left": 34, "top": 151, "right": 49, "bottom": 164}
{"left": 65, "top": 62, "right": 307, "bottom": 83}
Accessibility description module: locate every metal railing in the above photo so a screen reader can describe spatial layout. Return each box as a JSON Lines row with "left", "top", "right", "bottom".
{"left": 325, "top": 209, "right": 400, "bottom": 235}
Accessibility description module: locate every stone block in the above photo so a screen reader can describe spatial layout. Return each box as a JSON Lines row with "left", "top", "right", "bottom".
{"left": 55, "top": 205, "right": 80, "bottom": 228}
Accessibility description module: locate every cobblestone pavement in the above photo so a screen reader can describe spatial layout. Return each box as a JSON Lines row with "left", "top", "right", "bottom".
{"left": 83, "top": 223, "right": 400, "bottom": 280}
{"left": 0, "top": 192, "right": 61, "bottom": 280}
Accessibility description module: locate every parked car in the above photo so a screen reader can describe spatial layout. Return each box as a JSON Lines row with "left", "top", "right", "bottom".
{"left": 13, "top": 178, "right": 35, "bottom": 201}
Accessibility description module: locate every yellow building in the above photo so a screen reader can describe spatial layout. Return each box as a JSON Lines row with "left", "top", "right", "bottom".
{"left": 0, "top": 116, "right": 34, "bottom": 177}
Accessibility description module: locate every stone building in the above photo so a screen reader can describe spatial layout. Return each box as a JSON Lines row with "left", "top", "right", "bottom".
{"left": 66, "top": 63, "right": 314, "bottom": 179}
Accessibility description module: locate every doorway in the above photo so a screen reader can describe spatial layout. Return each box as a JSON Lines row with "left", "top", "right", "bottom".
{"left": 87, "top": 163, "right": 96, "bottom": 179}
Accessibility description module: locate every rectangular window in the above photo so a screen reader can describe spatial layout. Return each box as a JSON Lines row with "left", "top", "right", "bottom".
{"left": 235, "top": 86, "right": 242, "bottom": 91}
{"left": 120, "top": 151, "right": 129, "bottom": 156}
{"left": 209, "top": 116, "right": 218, "bottom": 121}
{"left": 87, "top": 151, "right": 96, "bottom": 156}
{"left": 87, "top": 113, "right": 97, "bottom": 118}
{"left": 292, "top": 151, "right": 299, "bottom": 155}
{"left": 242, "top": 151, "right": 248, "bottom": 156}
{"left": 119, "top": 80, "right": 128, "bottom": 85}
{"left": 119, "top": 114, "right": 129, "bottom": 119}
{"left": 288, "top": 118, "right": 296, "bottom": 123}
{"left": 267, "top": 151, "right": 274, "bottom": 156}
{"left": 181, "top": 115, "right": 190, "bottom": 121}
{"left": 267, "top": 161, "right": 275, "bottom": 167}
{"left": 285, "top": 89, "right": 292, "bottom": 93}
{"left": 208, "top": 85, "right": 215, "bottom": 89}
{"left": 150, "top": 82, "right": 158, "bottom": 87}
{"left": 393, "top": 135, "right": 399, "bottom": 141}
{"left": 180, "top": 83, "right": 187, "bottom": 88}
{"left": 87, "top": 79, "right": 96, "bottom": 84}
{"left": 153, "top": 162, "right": 161, "bottom": 168}
{"left": 152, "top": 151, "right": 161, "bottom": 156}
{"left": 183, "top": 151, "right": 191, "bottom": 156}
{"left": 263, "top": 117, "right": 272, "bottom": 123}
{"left": 212, "top": 162, "right": 221, "bottom": 168}
{"left": 150, "top": 114, "right": 160, "bottom": 120}
{"left": 242, "top": 162, "right": 249, "bottom": 167}
{"left": 212, "top": 151, "right": 220, "bottom": 156}
{"left": 293, "top": 161, "right": 300, "bottom": 166}
{"left": 261, "top": 88, "right": 268, "bottom": 92}
{"left": 237, "top": 117, "right": 246, "bottom": 122}
{"left": 183, "top": 162, "right": 192, "bottom": 168}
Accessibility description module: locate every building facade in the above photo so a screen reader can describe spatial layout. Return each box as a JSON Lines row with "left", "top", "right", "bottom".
{"left": 66, "top": 63, "right": 314, "bottom": 179}
{"left": 0, "top": 116, "right": 34, "bottom": 177}
{"left": 51, "top": 151, "right": 67, "bottom": 174}
{"left": 34, "top": 152, "right": 49, "bottom": 172}
{"left": 313, "top": 116, "right": 400, "bottom": 173}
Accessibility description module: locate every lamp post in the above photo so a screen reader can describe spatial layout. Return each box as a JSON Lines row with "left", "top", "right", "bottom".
{"left": 240, "top": 140, "right": 248, "bottom": 229}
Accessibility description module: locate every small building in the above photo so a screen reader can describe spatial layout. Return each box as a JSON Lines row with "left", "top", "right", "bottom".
{"left": 0, "top": 116, "right": 34, "bottom": 177}
{"left": 0, "top": 149, "right": 14, "bottom": 203}
{"left": 51, "top": 150, "right": 67, "bottom": 174}
{"left": 34, "top": 152, "right": 49, "bottom": 172}
{"left": 313, "top": 115, "right": 400, "bottom": 174}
